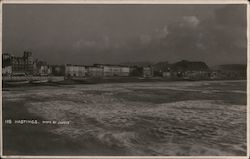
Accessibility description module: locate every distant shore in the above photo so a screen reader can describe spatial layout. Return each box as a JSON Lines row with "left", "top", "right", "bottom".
{"left": 2, "top": 76, "right": 246, "bottom": 88}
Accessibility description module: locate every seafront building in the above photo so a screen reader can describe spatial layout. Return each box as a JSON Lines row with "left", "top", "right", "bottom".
{"left": 3, "top": 52, "right": 34, "bottom": 75}
{"left": 3, "top": 51, "right": 51, "bottom": 76}
{"left": 2, "top": 51, "right": 149, "bottom": 78}
{"left": 2, "top": 51, "right": 246, "bottom": 80}
{"left": 65, "top": 64, "right": 87, "bottom": 77}
{"left": 143, "top": 66, "right": 154, "bottom": 77}
{"left": 64, "top": 64, "right": 131, "bottom": 78}
{"left": 95, "top": 64, "right": 130, "bottom": 77}
{"left": 86, "top": 66, "right": 103, "bottom": 77}
{"left": 33, "top": 60, "right": 52, "bottom": 76}
{"left": 51, "top": 65, "right": 65, "bottom": 76}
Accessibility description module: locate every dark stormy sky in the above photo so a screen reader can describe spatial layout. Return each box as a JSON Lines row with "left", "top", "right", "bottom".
{"left": 3, "top": 4, "right": 247, "bottom": 66}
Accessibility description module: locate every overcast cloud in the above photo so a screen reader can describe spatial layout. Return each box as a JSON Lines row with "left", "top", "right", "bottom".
{"left": 3, "top": 4, "right": 247, "bottom": 66}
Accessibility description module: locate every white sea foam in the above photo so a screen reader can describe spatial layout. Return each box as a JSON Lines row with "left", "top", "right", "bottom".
{"left": 5, "top": 81, "right": 246, "bottom": 155}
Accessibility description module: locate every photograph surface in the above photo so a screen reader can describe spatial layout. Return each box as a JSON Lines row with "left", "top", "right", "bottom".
{"left": 1, "top": 2, "right": 248, "bottom": 157}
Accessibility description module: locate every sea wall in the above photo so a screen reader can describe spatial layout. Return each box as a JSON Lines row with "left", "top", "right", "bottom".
{"left": 2, "top": 76, "right": 64, "bottom": 82}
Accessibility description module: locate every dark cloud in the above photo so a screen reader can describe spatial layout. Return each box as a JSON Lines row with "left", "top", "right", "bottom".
{"left": 3, "top": 4, "right": 247, "bottom": 66}
{"left": 118, "top": 4, "right": 247, "bottom": 65}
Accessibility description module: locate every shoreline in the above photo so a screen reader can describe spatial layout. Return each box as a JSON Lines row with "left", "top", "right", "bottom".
{"left": 2, "top": 77, "right": 247, "bottom": 88}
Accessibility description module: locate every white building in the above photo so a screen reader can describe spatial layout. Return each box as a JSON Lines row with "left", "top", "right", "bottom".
{"left": 120, "top": 67, "right": 130, "bottom": 76}
{"left": 101, "top": 65, "right": 130, "bottom": 77}
{"left": 87, "top": 66, "right": 103, "bottom": 77}
{"left": 65, "top": 64, "right": 86, "bottom": 77}
{"left": 39, "top": 65, "right": 52, "bottom": 76}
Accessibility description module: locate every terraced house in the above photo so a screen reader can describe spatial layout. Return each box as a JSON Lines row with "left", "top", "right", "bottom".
{"left": 86, "top": 66, "right": 103, "bottom": 77}
{"left": 65, "top": 64, "right": 87, "bottom": 77}
{"left": 94, "top": 64, "right": 130, "bottom": 77}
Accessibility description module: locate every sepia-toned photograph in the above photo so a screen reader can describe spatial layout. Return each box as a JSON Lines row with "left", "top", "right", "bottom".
{"left": 1, "top": 0, "right": 248, "bottom": 158}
